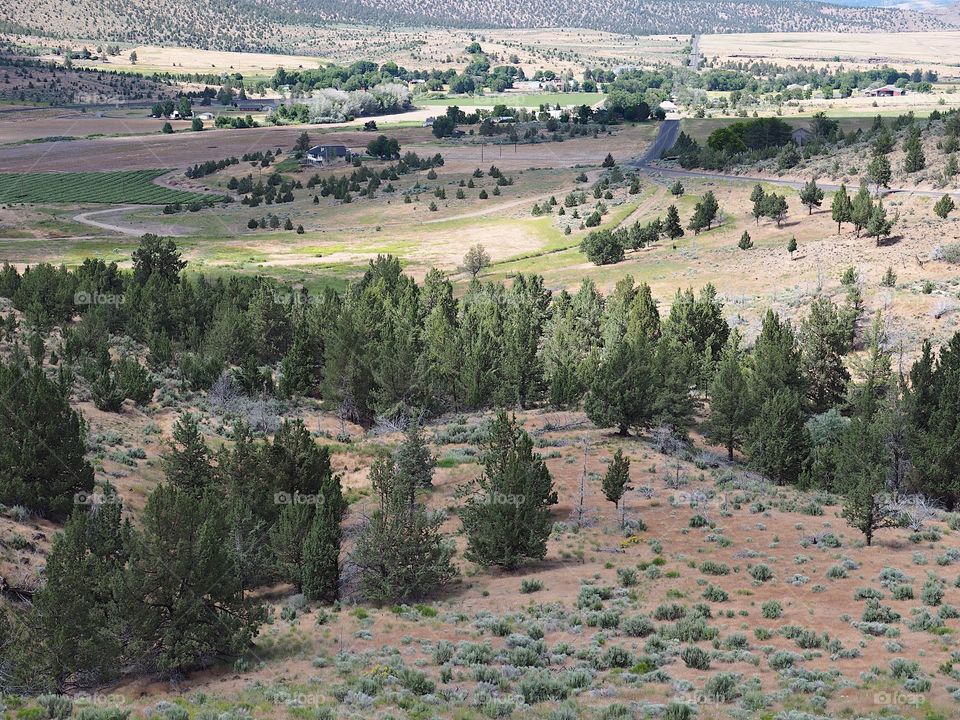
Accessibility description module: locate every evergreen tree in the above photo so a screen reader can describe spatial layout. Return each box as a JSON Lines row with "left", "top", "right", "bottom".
{"left": 33, "top": 498, "right": 127, "bottom": 689}
{"left": 585, "top": 336, "right": 656, "bottom": 436}
{"left": 706, "top": 336, "right": 751, "bottom": 460}
{"left": 601, "top": 449, "right": 630, "bottom": 527}
{"left": 848, "top": 311, "right": 892, "bottom": 417}
{"left": 664, "top": 204, "right": 684, "bottom": 240}
{"left": 0, "top": 360, "right": 94, "bottom": 518}
{"left": 837, "top": 416, "right": 903, "bottom": 545}
{"left": 866, "top": 154, "right": 891, "bottom": 195}
{"left": 850, "top": 183, "right": 873, "bottom": 236}
{"left": 131, "top": 234, "right": 185, "bottom": 286}
{"left": 500, "top": 274, "right": 550, "bottom": 407}
{"left": 121, "top": 483, "right": 265, "bottom": 674}
{"left": 762, "top": 193, "right": 789, "bottom": 227}
{"left": 394, "top": 419, "right": 436, "bottom": 488}
{"left": 799, "top": 179, "right": 824, "bottom": 215}
{"left": 934, "top": 194, "right": 956, "bottom": 219}
{"left": 301, "top": 492, "right": 343, "bottom": 603}
{"left": 738, "top": 231, "right": 753, "bottom": 250}
{"left": 831, "top": 183, "right": 853, "bottom": 233}
{"left": 460, "top": 412, "right": 557, "bottom": 568}
{"left": 800, "top": 297, "right": 851, "bottom": 413}
{"left": 353, "top": 454, "right": 456, "bottom": 603}
{"left": 748, "top": 310, "right": 804, "bottom": 403}
{"left": 745, "top": 390, "right": 809, "bottom": 485}
{"left": 750, "top": 184, "right": 766, "bottom": 225}
{"left": 866, "top": 201, "right": 894, "bottom": 246}
{"left": 163, "top": 413, "right": 212, "bottom": 493}
{"left": 902, "top": 127, "right": 925, "bottom": 173}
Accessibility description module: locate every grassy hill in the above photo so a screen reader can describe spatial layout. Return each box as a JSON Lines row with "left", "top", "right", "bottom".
{"left": 0, "top": 0, "right": 953, "bottom": 53}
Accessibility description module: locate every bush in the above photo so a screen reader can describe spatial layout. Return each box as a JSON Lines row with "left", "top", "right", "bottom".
{"left": 921, "top": 575, "right": 945, "bottom": 606}
{"left": 699, "top": 561, "right": 731, "bottom": 576}
{"left": 761, "top": 600, "right": 782, "bottom": 619}
{"left": 518, "top": 669, "right": 568, "bottom": 704}
{"left": 702, "top": 585, "right": 729, "bottom": 602}
{"left": 37, "top": 696, "right": 73, "bottom": 720}
{"left": 681, "top": 645, "right": 710, "bottom": 670}
{"left": 620, "top": 615, "right": 654, "bottom": 637}
{"left": 617, "top": 567, "right": 638, "bottom": 587}
{"left": 520, "top": 579, "right": 544, "bottom": 594}
{"left": 750, "top": 564, "right": 774, "bottom": 582}
{"left": 704, "top": 672, "right": 740, "bottom": 702}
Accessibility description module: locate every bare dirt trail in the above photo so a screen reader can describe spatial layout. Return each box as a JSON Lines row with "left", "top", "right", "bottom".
{"left": 72, "top": 206, "right": 191, "bottom": 237}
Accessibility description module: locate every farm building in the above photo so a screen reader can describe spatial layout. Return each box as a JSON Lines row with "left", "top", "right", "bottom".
{"left": 658, "top": 100, "right": 678, "bottom": 113}
{"left": 306, "top": 145, "right": 353, "bottom": 164}
{"left": 864, "top": 84, "right": 906, "bottom": 97}
{"left": 791, "top": 127, "right": 812, "bottom": 147}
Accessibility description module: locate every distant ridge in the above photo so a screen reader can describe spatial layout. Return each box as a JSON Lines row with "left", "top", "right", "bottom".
{"left": 0, "top": 0, "right": 953, "bottom": 53}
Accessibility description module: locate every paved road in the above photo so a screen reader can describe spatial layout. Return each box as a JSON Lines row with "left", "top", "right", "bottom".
{"left": 688, "top": 35, "right": 701, "bottom": 72}
{"left": 632, "top": 119, "right": 680, "bottom": 166}
{"left": 632, "top": 120, "right": 960, "bottom": 200}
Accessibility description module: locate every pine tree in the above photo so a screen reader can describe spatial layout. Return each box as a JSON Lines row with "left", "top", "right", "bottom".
{"left": 707, "top": 337, "right": 751, "bottom": 460}
{"left": 353, "top": 454, "right": 456, "bottom": 604}
{"left": 601, "top": 449, "right": 630, "bottom": 527}
{"left": 799, "top": 179, "right": 824, "bottom": 215}
{"left": 848, "top": 311, "right": 892, "bottom": 418}
{"left": 738, "top": 231, "right": 753, "bottom": 250}
{"left": 500, "top": 274, "right": 550, "bottom": 408}
{"left": 831, "top": 183, "right": 852, "bottom": 233}
{"left": 837, "top": 417, "right": 902, "bottom": 545}
{"left": 664, "top": 204, "right": 684, "bottom": 240}
{"left": 787, "top": 236, "right": 798, "bottom": 257}
{"left": 749, "top": 309, "right": 804, "bottom": 402}
{"left": 902, "top": 127, "right": 925, "bottom": 173}
{"left": 163, "top": 413, "right": 212, "bottom": 493}
{"left": 460, "top": 412, "right": 557, "bottom": 569}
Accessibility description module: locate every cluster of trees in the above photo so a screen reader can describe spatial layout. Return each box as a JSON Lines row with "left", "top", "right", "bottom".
{"left": 830, "top": 183, "right": 895, "bottom": 245}
{"left": 701, "top": 65, "right": 937, "bottom": 99}
{"left": 302, "top": 151, "right": 443, "bottom": 202}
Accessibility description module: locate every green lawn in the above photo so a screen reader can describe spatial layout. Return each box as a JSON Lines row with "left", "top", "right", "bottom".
{"left": 0, "top": 170, "right": 222, "bottom": 204}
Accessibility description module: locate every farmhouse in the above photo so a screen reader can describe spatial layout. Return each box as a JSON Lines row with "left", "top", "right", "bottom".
{"left": 864, "top": 84, "right": 906, "bottom": 97}
{"left": 306, "top": 144, "right": 353, "bottom": 164}
{"left": 513, "top": 80, "right": 543, "bottom": 91}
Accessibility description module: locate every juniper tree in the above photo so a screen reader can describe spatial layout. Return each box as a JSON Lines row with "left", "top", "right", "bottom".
{"left": 866, "top": 154, "right": 891, "bottom": 195}
{"left": 800, "top": 297, "right": 851, "bottom": 413}
{"left": 866, "top": 201, "right": 894, "bottom": 246}
{"left": 707, "top": 336, "right": 751, "bottom": 460}
{"left": 394, "top": 419, "right": 436, "bottom": 488}
{"left": 664, "top": 205, "right": 684, "bottom": 240}
{"left": 902, "top": 127, "right": 925, "bottom": 173}
{"left": 602, "top": 449, "right": 630, "bottom": 527}
{"left": 121, "top": 483, "right": 265, "bottom": 674}
{"left": 838, "top": 416, "right": 903, "bottom": 545}
{"left": 850, "top": 183, "right": 874, "bottom": 237}
{"left": 0, "top": 360, "right": 94, "bottom": 518}
{"left": 799, "top": 179, "right": 824, "bottom": 215}
{"left": 163, "top": 413, "right": 212, "bottom": 494}
{"left": 301, "top": 491, "right": 343, "bottom": 603}
{"left": 738, "top": 231, "right": 753, "bottom": 250}
{"left": 750, "top": 184, "right": 766, "bottom": 225}
{"left": 32, "top": 497, "right": 127, "bottom": 689}
{"left": 831, "top": 183, "right": 853, "bottom": 233}
{"left": 460, "top": 412, "right": 557, "bottom": 569}
{"left": 353, "top": 454, "right": 456, "bottom": 604}
{"left": 745, "top": 389, "right": 809, "bottom": 486}
{"left": 584, "top": 336, "right": 656, "bottom": 436}
{"left": 934, "top": 194, "right": 955, "bottom": 219}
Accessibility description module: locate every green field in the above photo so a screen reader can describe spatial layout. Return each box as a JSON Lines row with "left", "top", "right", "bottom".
{"left": 0, "top": 170, "right": 221, "bottom": 204}
{"left": 419, "top": 92, "right": 602, "bottom": 108}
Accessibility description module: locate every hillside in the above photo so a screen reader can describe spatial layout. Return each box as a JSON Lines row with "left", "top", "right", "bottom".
{"left": 0, "top": 0, "right": 953, "bottom": 53}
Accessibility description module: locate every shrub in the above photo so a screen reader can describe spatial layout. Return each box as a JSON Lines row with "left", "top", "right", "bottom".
{"left": 37, "top": 696, "right": 73, "bottom": 720}
{"left": 761, "top": 600, "right": 783, "bottom": 619}
{"left": 654, "top": 603, "right": 687, "bottom": 621}
{"left": 750, "top": 564, "right": 774, "bottom": 582}
{"left": 681, "top": 645, "right": 711, "bottom": 670}
{"left": 891, "top": 585, "right": 914, "bottom": 600}
{"left": 704, "top": 672, "right": 740, "bottom": 703}
{"left": 620, "top": 615, "right": 654, "bottom": 637}
{"left": 520, "top": 579, "right": 544, "bottom": 594}
{"left": 518, "top": 669, "right": 568, "bottom": 704}
{"left": 921, "top": 575, "right": 945, "bottom": 606}
{"left": 617, "top": 567, "right": 638, "bottom": 587}
{"left": 702, "top": 585, "right": 729, "bottom": 602}
{"left": 699, "top": 561, "right": 731, "bottom": 576}
{"left": 598, "top": 645, "right": 634, "bottom": 669}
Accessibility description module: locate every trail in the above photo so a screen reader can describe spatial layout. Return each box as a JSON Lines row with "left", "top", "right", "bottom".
{"left": 72, "top": 206, "right": 184, "bottom": 236}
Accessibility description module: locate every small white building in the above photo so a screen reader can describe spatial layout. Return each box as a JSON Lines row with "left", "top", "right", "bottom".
{"left": 659, "top": 100, "right": 678, "bottom": 113}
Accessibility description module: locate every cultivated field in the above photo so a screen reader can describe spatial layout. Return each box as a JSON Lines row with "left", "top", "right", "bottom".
{"left": 700, "top": 31, "right": 960, "bottom": 79}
